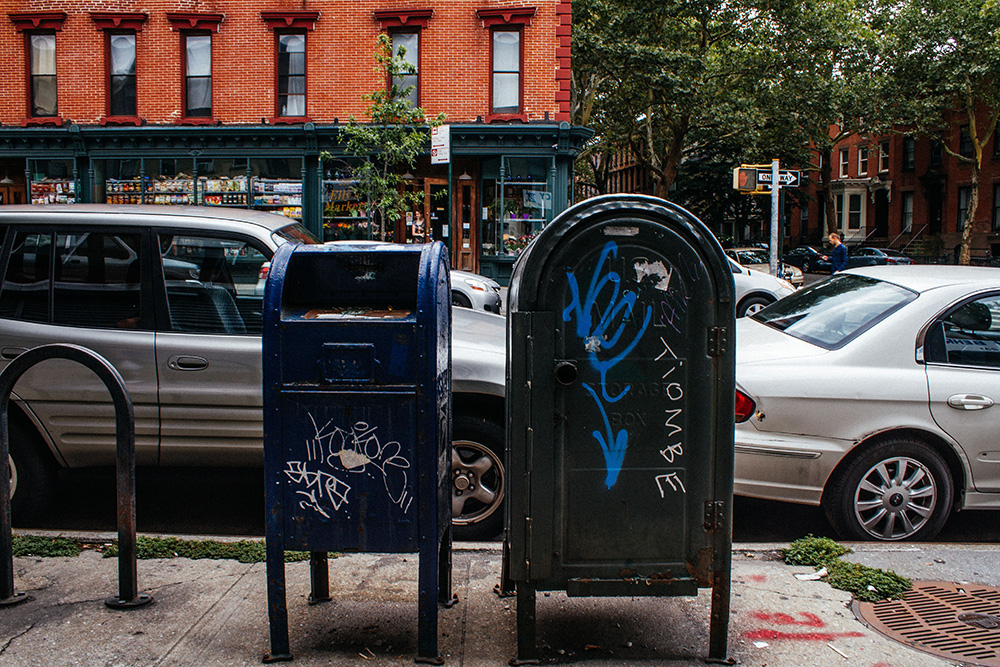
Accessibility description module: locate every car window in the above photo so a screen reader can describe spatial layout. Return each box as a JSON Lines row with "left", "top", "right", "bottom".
{"left": 752, "top": 274, "right": 917, "bottom": 349}
{"left": 927, "top": 295, "right": 1000, "bottom": 368}
{"left": 273, "top": 223, "right": 320, "bottom": 246}
{"left": 0, "top": 231, "right": 52, "bottom": 324}
{"left": 159, "top": 234, "right": 267, "bottom": 335}
{"left": 53, "top": 232, "right": 144, "bottom": 329}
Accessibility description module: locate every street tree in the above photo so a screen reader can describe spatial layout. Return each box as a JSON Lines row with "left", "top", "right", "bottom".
{"left": 879, "top": 0, "right": 1000, "bottom": 264}
{"left": 572, "top": 0, "right": 782, "bottom": 199}
{"left": 325, "top": 34, "right": 444, "bottom": 240}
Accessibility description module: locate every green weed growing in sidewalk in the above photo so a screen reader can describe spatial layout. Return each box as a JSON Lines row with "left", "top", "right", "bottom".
{"left": 782, "top": 534, "right": 911, "bottom": 602}
{"left": 102, "top": 536, "right": 314, "bottom": 563}
{"left": 12, "top": 535, "right": 81, "bottom": 558}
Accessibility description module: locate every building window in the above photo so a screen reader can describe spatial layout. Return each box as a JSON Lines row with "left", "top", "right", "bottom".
{"left": 930, "top": 140, "right": 943, "bottom": 168}
{"left": 26, "top": 33, "right": 58, "bottom": 118}
{"left": 277, "top": 33, "right": 306, "bottom": 117}
{"left": 800, "top": 206, "right": 809, "bottom": 238}
{"left": 903, "top": 137, "right": 916, "bottom": 170}
{"left": 183, "top": 33, "right": 212, "bottom": 117}
{"left": 108, "top": 33, "right": 137, "bottom": 117}
{"left": 491, "top": 29, "right": 521, "bottom": 115}
{"left": 839, "top": 148, "right": 850, "bottom": 178}
{"left": 993, "top": 183, "right": 1000, "bottom": 232}
{"left": 902, "top": 191, "right": 914, "bottom": 233}
{"left": 848, "top": 193, "right": 862, "bottom": 229}
{"left": 958, "top": 186, "right": 972, "bottom": 229}
{"left": 879, "top": 141, "right": 890, "bottom": 173}
{"left": 858, "top": 146, "right": 869, "bottom": 176}
{"left": 959, "top": 126, "right": 974, "bottom": 159}
{"left": 391, "top": 31, "right": 419, "bottom": 107}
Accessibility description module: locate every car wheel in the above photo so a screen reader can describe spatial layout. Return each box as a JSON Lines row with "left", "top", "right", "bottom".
{"left": 7, "top": 420, "right": 56, "bottom": 526}
{"left": 451, "top": 414, "right": 505, "bottom": 541}
{"left": 802, "top": 260, "right": 811, "bottom": 273}
{"left": 737, "top": 295, "right": 772, "bottom": 318}
{"left": 452, "top": 291, "right": 473, "bottom": 309}
{"left": 823, "top": 437, "right": 953, "bottom": 541}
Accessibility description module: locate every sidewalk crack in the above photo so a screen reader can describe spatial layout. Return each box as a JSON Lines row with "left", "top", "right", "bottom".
{"left": 0, "top": 623, "right": 34, "bottom": 655}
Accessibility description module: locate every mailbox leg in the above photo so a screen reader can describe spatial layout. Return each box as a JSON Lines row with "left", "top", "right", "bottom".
{"left": 263, "top": 539, "right": 292, "bottom": 663}
{"left": 416, "top": 539, "right": 442, "bottom": 664}
{"left": 707, "top": 557, "right": 733, "bottom": 663}
{"left": 438, "top": 527, "right": 457, "bottom": 607}
{"left": 308, "top": 551, "right": 331, "bottom": 605}
{"left": 512, "top": 581, "right": 539, "bottom": 665}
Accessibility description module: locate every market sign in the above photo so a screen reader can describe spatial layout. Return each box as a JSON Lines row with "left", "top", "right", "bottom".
{"left": 431, "top": 125, "right": 450, "bottom": 165}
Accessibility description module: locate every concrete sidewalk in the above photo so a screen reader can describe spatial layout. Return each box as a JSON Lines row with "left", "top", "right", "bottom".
{"left": 0, "top": 537, "right": 994, "bottom": 666}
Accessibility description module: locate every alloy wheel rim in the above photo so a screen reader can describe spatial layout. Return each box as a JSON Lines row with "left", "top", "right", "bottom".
{"left": 451, "top": 440, "right": 505, "bottom": 525}
{"left": 854, "top": 456, "right": 936, "bottom": 540}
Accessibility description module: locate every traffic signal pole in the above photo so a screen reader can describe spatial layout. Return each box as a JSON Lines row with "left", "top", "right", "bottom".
{"left": 770, "top": 159, "right": 780, "bottom": 276}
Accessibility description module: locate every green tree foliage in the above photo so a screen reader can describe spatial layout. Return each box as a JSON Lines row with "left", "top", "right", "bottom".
{"left": 325, "top": 34, "right": 444, "bottom": 240}
{"left": 879, "top": 0, "right": 1000, "bottom": 264}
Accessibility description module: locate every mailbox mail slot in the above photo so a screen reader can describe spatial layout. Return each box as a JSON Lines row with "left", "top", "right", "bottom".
{"left": 262, "top": 241, "right": 452, "bottom": 664}
{"left": 504, "top": 195, "right": 736, "bottom": 663}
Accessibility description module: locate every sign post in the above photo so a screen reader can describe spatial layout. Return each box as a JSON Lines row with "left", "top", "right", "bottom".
{"left": 732, "top": 163, "right": 800, "bottom": 277}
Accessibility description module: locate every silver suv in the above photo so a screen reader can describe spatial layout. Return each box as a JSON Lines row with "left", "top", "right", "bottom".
{"left": 0, "top": 205, "right": 506, "bottom": 540}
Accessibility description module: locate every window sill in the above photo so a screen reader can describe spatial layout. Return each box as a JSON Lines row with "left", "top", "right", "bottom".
{"left": 100, "top": 116, "right": 143, "bottom": 126}
{"left": 20, "top": 117, "right": 63, "bottom": 127}
{"left": 178, "top": 117, "right": 217, "bottom": 125}
{"left": 485, "top": 113, "right": 527, "bottom": 123}
{"left": 267, "top": 116, "right": 312, "bottom": 125}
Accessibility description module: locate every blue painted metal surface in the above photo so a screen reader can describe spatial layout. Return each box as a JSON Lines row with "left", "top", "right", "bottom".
{"left": 504, "top": 195, "right": 736, "bottom": 664}
{"left": 262, "top": 241, "right": 452, "bottom": 664}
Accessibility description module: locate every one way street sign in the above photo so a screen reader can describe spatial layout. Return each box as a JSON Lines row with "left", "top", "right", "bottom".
{"left": 756, "top": 170, "right": 800, "bottom": 187}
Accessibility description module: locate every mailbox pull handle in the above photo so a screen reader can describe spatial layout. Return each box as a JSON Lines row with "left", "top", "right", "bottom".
{"left": 167, "top": 355, "right": 209, "bottom": 371}
{"left": 554, "top": 360, "right": 578, "bottom": 386}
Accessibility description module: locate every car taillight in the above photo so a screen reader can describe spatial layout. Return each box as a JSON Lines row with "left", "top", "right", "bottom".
{"left": 258, "top": 264, "right": 270, "bottom": 280}
{"left": 735, "top": 390, "right": 755, "bottom": 423}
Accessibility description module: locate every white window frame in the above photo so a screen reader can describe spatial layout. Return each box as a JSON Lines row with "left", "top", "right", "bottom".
{"left": 839, "top": 149, "right": 850, "bottom": 178}
{"left": 858, "top": 146, "right": 869, "bottom": 176}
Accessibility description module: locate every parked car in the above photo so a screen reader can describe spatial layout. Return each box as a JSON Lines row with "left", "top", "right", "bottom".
{"left": 728, "top": 256, "right": 797, "bottom": 316}
{"left": 450, "top": 269, "right": 503, "bottom": 313}
{"left": 783, "top": 245, "right": 886, "bottom": 273}
{"left": 734, "top": 265, "right": 1000, "bottom": 541}
{"left": 725, "top": 247, "right": 804, "bottom": 287}
{"left": 0, "top": 205, "right": 507, "bottom": 540}
{"left": 853, "top": 247, "right": 916, "bottom": 265}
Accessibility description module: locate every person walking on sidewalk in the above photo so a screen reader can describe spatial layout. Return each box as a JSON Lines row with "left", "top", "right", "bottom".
{"left": 825, "top": 232, "right": 848, "bottom": 273}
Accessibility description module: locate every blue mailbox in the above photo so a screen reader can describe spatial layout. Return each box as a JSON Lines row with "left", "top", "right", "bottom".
{"left": 262, "top": 241, "right": 453, "bottom": 664}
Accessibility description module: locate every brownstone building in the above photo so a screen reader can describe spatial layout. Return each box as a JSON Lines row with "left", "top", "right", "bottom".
{"left": 0, "top": 1, "right": 590, "bottom": 281}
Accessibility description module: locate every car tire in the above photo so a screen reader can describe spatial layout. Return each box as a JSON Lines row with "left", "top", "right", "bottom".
{"left": 822, "top": 437, "right": 953, "bottom": 542}
{"left": 452, "top": 291, "right": 473, "bottom": 309}
{"left": 451, "top": 414, "right": 505, "bottom": 541}
{"left": 7, "top": 420, "right": 56, "bottom": 526}
{"left": 737, "top": 295, "right": 772, "bottom": 318}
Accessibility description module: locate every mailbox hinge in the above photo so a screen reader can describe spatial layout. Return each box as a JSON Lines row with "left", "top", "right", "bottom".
{"left": 704, "top": 500, "right": 725, "bottom": 532}
{"left": 708, "top": 327, "right": 727, "bottom": 357}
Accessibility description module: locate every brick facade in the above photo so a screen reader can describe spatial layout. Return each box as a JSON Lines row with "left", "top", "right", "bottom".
{"left": 1, "top": 1, "right": 569, "bottom": 126}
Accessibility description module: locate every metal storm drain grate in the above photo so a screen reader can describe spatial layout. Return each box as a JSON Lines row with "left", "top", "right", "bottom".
{"left": 854, "top": 580, "right": 1000, "bottom": 666}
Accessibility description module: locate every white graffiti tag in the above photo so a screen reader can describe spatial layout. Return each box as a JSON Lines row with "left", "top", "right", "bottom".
{"left": 285, "top": 414, "right": 414, "bottom": 518}
{"left": 655, "top": 472, "right": 686, "bottom": 496}
{"left": 283, "top": 461, "right": 352, "bottom": 518}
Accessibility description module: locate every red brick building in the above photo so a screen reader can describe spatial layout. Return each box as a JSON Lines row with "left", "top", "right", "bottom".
{"left": 790, "top": 116, "right": 1000, "bottom": 261}
{"left": 0, "top": 1, "right": 590, "bottom": 280}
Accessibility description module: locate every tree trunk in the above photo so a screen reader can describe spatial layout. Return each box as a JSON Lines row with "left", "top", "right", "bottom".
{"left": 821, "top": 148, "right": 837, "bottom": 236}
{"left": 957, "top": 160, "right": 980, "bottom": 265}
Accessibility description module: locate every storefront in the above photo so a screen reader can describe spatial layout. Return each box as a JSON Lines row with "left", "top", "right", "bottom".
{"left": 0, "top": 122, "right": 591, "bottom": 283}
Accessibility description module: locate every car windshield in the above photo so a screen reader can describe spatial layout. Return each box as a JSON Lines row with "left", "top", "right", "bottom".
{"left": 751, "top": 274, "right": 917, "bottom": 349}
{"left": 273, "top": 223, "right": 320, "bottom": 246}
{"left": 739, "top": 250, "right": 770, "bottom": 264}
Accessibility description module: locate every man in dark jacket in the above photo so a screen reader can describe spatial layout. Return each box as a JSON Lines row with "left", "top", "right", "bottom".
{"left": 826, "top": 232, "right": 848, "bottom": 273}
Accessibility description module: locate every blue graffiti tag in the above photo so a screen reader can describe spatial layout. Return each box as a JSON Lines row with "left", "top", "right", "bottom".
{"left": 563, "top": 241, "right": 652, "bottom": 488}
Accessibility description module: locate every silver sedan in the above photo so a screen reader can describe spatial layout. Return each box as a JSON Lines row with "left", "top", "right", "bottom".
{"left": 734, "top": 265, "right": 1000, "bottom": 541}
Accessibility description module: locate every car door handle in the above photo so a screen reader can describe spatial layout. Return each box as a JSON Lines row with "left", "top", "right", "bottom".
{"left": 167, "top": 355, "right": 209, "bottom": 371}
{"left": 947, "top": 394, "right": 995, "bottom": 410}
{"left": 0, "top": 347, "right": 27, "bottom": 360}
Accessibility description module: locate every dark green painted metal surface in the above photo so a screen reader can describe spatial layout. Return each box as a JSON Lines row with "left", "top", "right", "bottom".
{"left": 504, "top": 194, "right": 736, "bottom": 664}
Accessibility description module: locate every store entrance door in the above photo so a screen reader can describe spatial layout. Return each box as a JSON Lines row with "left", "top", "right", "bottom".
{"left": 453, "top": 178, "right": 478, "bottom": 273}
